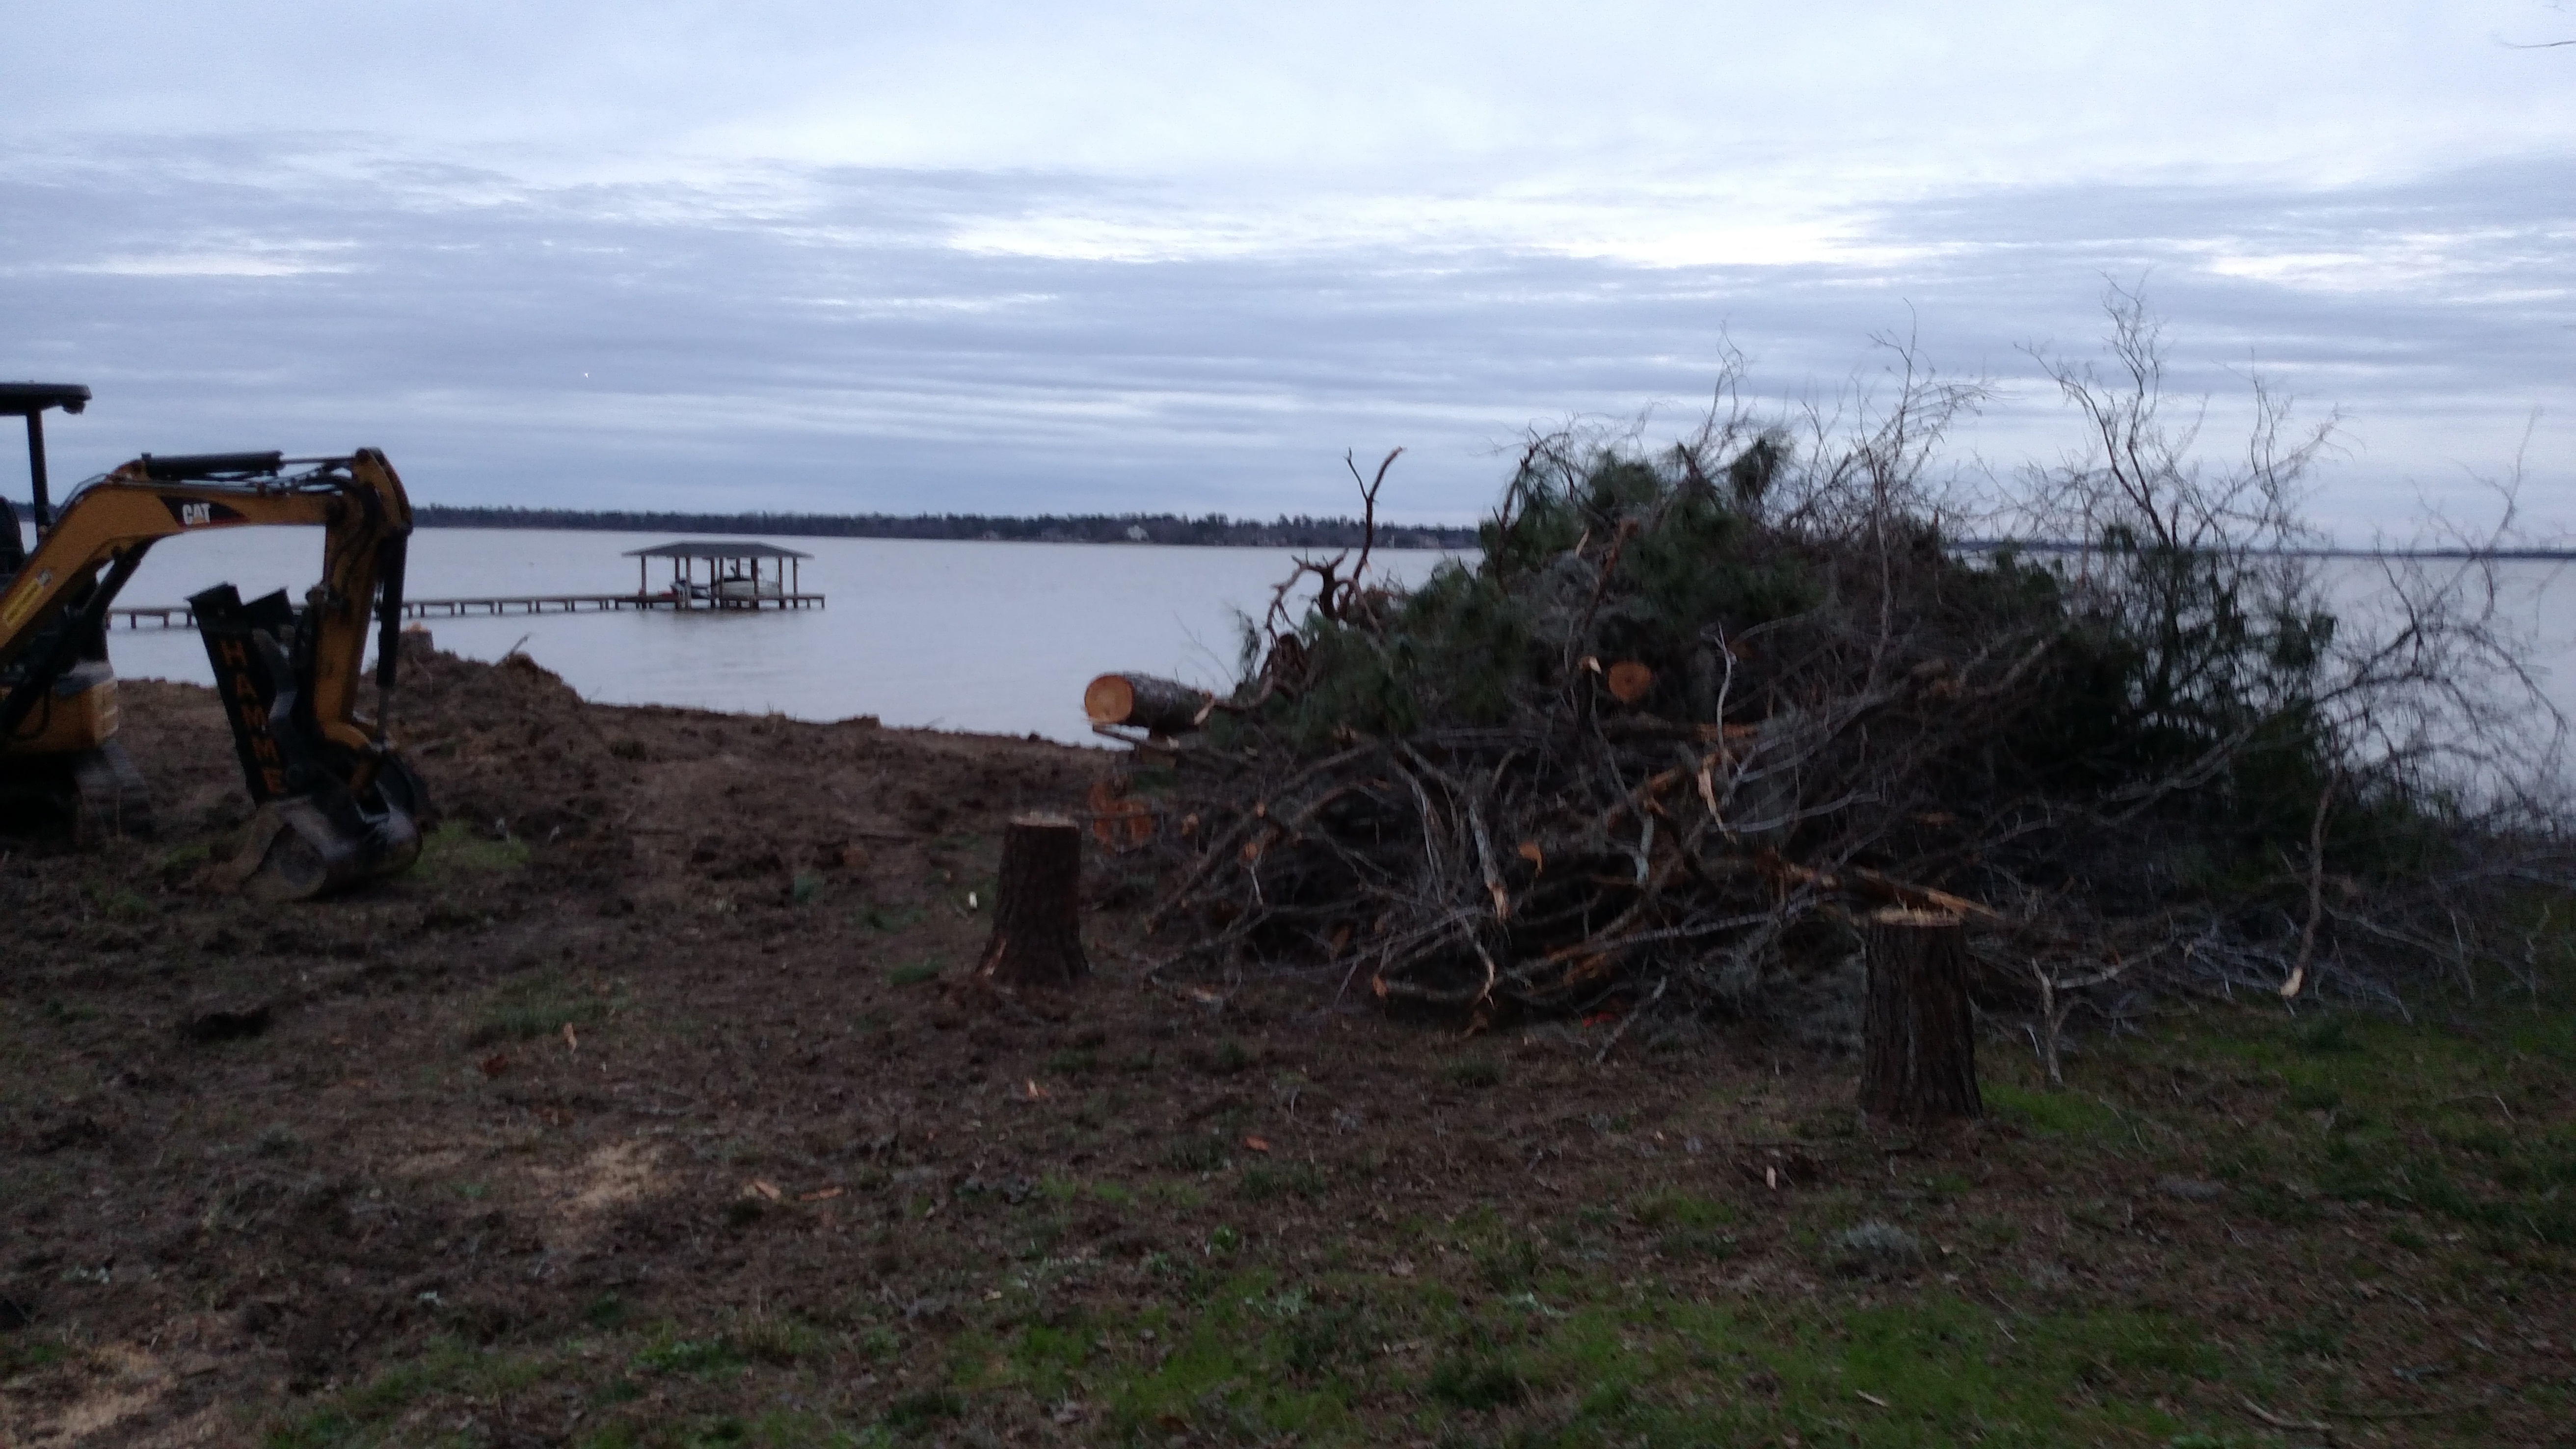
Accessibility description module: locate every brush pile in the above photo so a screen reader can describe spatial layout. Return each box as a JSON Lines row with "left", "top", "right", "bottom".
{"left": 1112, "top": 320, "right": 2569, "bottom": 1029}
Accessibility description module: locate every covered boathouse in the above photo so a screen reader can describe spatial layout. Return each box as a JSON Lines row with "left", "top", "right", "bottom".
{"left": 624, "top": 540, "right": 820, "bottom": 610}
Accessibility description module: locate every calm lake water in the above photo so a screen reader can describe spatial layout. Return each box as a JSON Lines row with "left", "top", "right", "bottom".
{"left": 71, "top": 527, "right": 1456, "bottom": 743}
{"left": 19, "top": 524, "right": 2573, "bottom": 748}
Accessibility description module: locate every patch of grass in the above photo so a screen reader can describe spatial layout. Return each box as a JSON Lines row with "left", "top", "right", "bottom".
{"left": 859, "top": 903, "right": 924, "bottom": 933}
{"left": 881, "top": 1387, "right": 961, "bottom": 1433}
{"left": 1042, "top": 1046, "right": 1099, "bottom": 1075}
{"left": 1828, "top": 1219, "right": 1926, "bottom": 1274}
{"left": 1425, "top": 1350, "right": 1533, "bottom": 1408}
{"left": 1139, "top": 1180, "right": 1205, "bottom": 1209}
{"left": 2270, "top": 1317, "right": 2346, "bottom": 1361}
{"left": 728, "top": 1315, "right": 826, "bottom": 1367}
{"left": 2295, "top": 1014, "right": 2364, "bottom": 1054}
{"left": 2147, "top": 1001, "right": 2576, "bottom": 1252}
{"left": 1618, "top": 1188, "right": 1744, "bottom": 1262}
{"left": 1471, "top": 1234, "right": 1544, "bottom": 1289}
{"left": 1280, "top": 1299, "right": 1375, "bottom": 1377}
{"left": 1447, "top": 1054, "right": 1503, "bottom": 1088}
{"left": 0, "top": 1336, "right": 70, "bottom": 1379}
{"left": 1985, "top": 1081, "right": 2124, "bottom": 1141}
{"left": 886, "top": 959, "right": 943, "bottom": 987}
{"left": 789, "top": 871, "right": 823, "bottom": 906}
{"left": 632, "top": 1335, "right": 747, "bottom": 1378}
{"left": 1628, "top": 1187, "right": 1733, "bottom": 1230}
{"left": 2285, "top": 1079, "right": 2343, "bottom": 1112}
{"left": 2231, "top": 1177, "right": 2323, "bottom": 1226}
{"left": 1657, "top": 1227, "right": 1741, "bottom": 1261}
{"left": 1237, "top": 1162, "right": 1326, "bottom": 1201}
{"left": 263, "top": 1409, "right": 362, "bottom": 1449}
{"left": 1162, "top": 1133, "right": 1231, "bottom": 1173}
{"left": 261, "top": 1338, "right": 556, "bottom": 1447}
{"left": 97, "top": 886, "right": 159, "bottom": 921}
{"left": 416, "top": 820, "right": 531, "bottom": 876}
{"left": 466, "top": 971, "right": 602, "bottom": 1046}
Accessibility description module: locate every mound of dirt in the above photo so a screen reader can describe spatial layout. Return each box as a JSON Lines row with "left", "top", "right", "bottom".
{"left": 393, "top": 640, "right": 643, "bottom": 889}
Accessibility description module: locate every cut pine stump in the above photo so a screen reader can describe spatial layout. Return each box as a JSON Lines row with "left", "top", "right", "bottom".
{"left": 1859, "top": 908, "right": 1982, "bottom": 1123}
{"left": 974, "top": 813, "right": 1091, "bottom": 993}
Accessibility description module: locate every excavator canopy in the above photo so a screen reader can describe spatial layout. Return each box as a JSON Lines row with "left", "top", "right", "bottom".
{"left": 0, "top": 383, "right": 90, "bottom": 417}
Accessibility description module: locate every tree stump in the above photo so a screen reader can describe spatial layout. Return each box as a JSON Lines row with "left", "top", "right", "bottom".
{"left": 975, "top": 813, "right": 1091, "bottom": 991}
{"left": 1859, "top": 908, "right": 1981, "bottom": 1123}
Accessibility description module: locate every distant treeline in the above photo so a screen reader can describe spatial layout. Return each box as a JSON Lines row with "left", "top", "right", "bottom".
{"left": 406, "top": 505, "right": 1477, "bottom": 550}
{"left": 14, "top": 496, "right": 2561, "bottom": 560}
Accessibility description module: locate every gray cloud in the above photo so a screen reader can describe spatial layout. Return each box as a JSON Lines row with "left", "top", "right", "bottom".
{"left": 4, "top": 143, "right": 2569, "bottom": 538}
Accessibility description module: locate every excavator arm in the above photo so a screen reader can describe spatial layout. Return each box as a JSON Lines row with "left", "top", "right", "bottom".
{"left": 0, "top": 449, "right": 426, "bottom": 897}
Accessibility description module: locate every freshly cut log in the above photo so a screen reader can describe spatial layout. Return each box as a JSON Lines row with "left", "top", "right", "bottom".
{"left": 975, "top": 813, "right": 1091, "bottom": 991}
{"left": 1858, "top": 908, "right": 1982, "bottom": 1123}
{"left": 1605, "top": 660, "right": 1655, "bottom": 704}
{"left": 1084, "top": 672, "right": 1213, "bottom": 734}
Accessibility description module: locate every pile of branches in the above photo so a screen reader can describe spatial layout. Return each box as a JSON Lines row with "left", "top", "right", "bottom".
{"left": 1117, "top": 302, "right": 2573, "bottom": 1031}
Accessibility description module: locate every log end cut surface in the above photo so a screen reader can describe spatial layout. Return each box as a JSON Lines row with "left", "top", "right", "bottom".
{"left": 1082, "top": 675, "right": 1135, "bottom": 726}
{"left": 1606, "top": 660, "right": 1655, "bottom": 704}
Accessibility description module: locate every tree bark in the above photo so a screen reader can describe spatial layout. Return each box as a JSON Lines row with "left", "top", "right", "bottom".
{"left": 1859, "top": 908, "right": 1981, "bottom": 1123}
{"left": 1084, "top": 672, "right": 1211, "bottom": 734}
{"left": 975, "top": 813, "right": 1091, "bottom": 991}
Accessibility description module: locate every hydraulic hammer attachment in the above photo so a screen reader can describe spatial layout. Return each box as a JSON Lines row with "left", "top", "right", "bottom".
{"left": 192, "top": 583, "right": 427, "bottom": 900}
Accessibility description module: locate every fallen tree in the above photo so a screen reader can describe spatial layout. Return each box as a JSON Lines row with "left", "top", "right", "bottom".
{"left": 1111, "top": 298, "right": 2573, "bottom": 1040}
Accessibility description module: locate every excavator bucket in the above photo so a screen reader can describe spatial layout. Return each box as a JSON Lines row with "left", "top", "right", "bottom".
{"left": 192, "top": 583, "right": 426, "bottom": 900}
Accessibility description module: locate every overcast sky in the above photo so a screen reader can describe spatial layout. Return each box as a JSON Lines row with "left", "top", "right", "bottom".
{"left": 3, "top": 1, "right": 2570, "bottom": 537}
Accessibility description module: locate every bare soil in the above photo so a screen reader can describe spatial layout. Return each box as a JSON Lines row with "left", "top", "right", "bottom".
{"left": 2, "top": 648, "right": 2571, "bottom": 1447}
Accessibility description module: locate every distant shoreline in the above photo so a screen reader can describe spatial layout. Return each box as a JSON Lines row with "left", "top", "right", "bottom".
{"left": 404, "top": 504, "right": 1478, "bottom": 550}
{"left": 1956, "top": 539, "right": 2576, "bottom": 561}
{"left": 10, "top": 499, "right": 2567, "bottom": 559}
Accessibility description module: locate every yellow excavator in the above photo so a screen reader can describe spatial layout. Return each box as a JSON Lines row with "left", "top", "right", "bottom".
{"left": 1, "top": 381, "right": 427, "bottom": 898}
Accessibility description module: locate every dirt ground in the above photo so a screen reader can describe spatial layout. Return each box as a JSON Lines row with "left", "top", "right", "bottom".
{"left": 3, "top": 647, "right": 2573, "bottom": 1448}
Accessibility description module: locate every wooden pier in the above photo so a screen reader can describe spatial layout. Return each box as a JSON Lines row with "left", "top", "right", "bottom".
{"left": 107, "top": 540, "right": 824, "bottom": 630}
{"left": 109, "top": 591, "right": 825, "bottom": 630}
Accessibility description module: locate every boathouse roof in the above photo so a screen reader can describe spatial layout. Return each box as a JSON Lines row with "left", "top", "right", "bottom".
{"left": 622, "top": 539, "right": 813, "bottom": 560}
